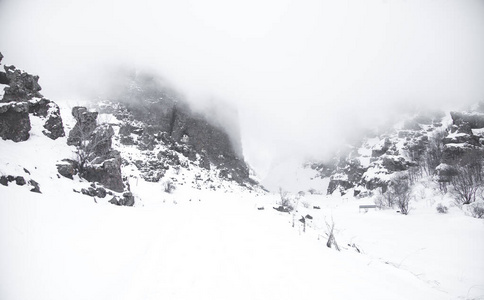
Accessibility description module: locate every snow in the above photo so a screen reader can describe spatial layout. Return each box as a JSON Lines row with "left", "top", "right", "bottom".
{"left": 1, "top": 187, "right": 463, "bottom": 300}
{"left": 472, "top": 128, "right": 484, "bottom": 136}
{"left": 1, "top": 106, "right": 483, "bottom": 300}
{"left": 0, "top": 83, "right": 7, "bottom": 98}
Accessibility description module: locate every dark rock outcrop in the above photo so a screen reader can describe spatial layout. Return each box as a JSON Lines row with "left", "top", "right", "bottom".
{"left": 0, "top": 102, "right": 31, "bottom": 141}
{"left": 1, "top": 65, "right": 42, "bottom": 102}
{"left": 82, "top": 150, "right": 124, "bottom": 192}
{"left": 29, "top": 179, "right": 41, "bottom": 193}
{"left": 0, "top": 54, "right": 65, "bottom": 142}
{"left": 15, "top": 176, "right": 26, "bottom": 186}
{"left": 450, "top": 112, "right": 484, "bottom": 129}
{"left": 29, "top": 98, "right": 65, "bottom": 139}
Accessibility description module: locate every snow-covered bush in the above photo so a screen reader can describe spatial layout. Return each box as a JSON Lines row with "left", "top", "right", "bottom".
{"left": 468, "top": 202, "right": 484, "bottom": 219}
{"left": 436, "top": 203, "right": 448, "bottom": 214}
{"left": 278, "top": 188, "right": 295, "bottom": 212}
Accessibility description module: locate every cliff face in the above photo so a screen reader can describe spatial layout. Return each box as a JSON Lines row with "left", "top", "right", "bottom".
{"left": 98, "top": 71, "right": 251, "bottom": 185}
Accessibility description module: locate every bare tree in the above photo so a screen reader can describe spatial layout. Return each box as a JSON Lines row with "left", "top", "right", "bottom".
{"left": 383, "top": 175, "right": 412, "bottom": 215}
{"left": 423, "top": 129, "right": 446, "bottom": 176}
{"left": 451, "top": 149, "right": 483, "bottom": 206}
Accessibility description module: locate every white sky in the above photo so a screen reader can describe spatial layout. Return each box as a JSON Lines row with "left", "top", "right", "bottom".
{"left": 1, "top": 0, "right": 483, "bottom": 177}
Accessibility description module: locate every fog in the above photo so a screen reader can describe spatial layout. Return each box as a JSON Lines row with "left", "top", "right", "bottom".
{"left": 1, "top": 0, "right": 483, "bottom": 178}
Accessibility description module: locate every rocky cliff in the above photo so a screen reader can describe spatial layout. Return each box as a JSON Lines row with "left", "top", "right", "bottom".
{"left": 309, "top": 107, "right": 484, "bottom": 196}
{"left": 96, "top": 71, "right": 253, "bottom": 186}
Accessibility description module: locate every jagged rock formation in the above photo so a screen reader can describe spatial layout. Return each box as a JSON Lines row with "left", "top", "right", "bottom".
{"left": 0, "top": 52, "right": 65, "bottom": 141}
{"left": 2, "top": 65, "right": 42, "bottom": 102}
{"left": 65, "top": 106, "right": 124, "bottom": 192}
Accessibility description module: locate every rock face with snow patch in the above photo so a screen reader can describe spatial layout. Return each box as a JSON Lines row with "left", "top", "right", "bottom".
{"left": 311, "top": 107, "right": 484, "bottom": 196}
{"left": 66, "top": 106, "right": 124, "bottom": 192}
{"left": 0, "top": 52, "right": 65, "bottom": 142}
{"left": 29, "top": 98, "right": 65, "bottom": 139}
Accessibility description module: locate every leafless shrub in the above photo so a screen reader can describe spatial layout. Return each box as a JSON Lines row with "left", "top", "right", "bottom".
{"left": 436, "top": 203, "right": 448, "bottom": 214}
{"left": 374, "top": 186, "right": 395, "bottom": 209}
{"left": 163, "top": 179, "right": 176, "bottom": 193}
{"left": 392, "top": 175, "right": 412, "bottom": 215}
{"left": 451, "top": 149, "right": 483, "bottom": 206}
{"left": 278, "top": 188, "right": 294, "bottom": 212}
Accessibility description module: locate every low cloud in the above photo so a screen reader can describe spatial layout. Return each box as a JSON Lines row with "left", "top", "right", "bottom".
{"left": 1, "top": 0, "right": 483, "bottom": 177}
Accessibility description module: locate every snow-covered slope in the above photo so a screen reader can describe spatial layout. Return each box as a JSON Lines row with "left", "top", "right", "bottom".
{"left": 1, "top": 114, "right": 483, "bottom": 299}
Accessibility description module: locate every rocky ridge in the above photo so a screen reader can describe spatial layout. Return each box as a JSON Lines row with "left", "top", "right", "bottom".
{"left": 309, "top": 107, "right": 484, "bottom": 196}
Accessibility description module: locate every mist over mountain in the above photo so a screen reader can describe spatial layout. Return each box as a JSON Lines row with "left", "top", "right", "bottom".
{"left": 2, "top": 1, "right": 484, "bottom": 299}
{"left": 1, "top": 0, "right": 483, "bottom": 178}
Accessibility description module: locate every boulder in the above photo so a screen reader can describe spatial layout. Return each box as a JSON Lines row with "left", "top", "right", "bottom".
{"left": 96, "top": 187, "right": 107, "bottom": 198}
{"left": 108, "top": 192, "right": 134, "bottom": 206}
{"left": 56, "top": 159, "right": 78, "bottom": 179}
{"left": 0, "top": 102, "right": 31, "bottom": 142}
{"left": 29, "top": 179, "right": 41, "bottom": 193}
{"left": 15, "top": 176, "right": 26, "bottom": 186}
{"left": 119, "top": 192, "right": 135, "bottom": 206}
{"left": 108, "top": 196, "right": 120, "bottom": 205}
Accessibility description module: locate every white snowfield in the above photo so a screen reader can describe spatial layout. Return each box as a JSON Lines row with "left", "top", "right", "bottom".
{"left": 1, "top": 110, "right": 483, "bottom": 300}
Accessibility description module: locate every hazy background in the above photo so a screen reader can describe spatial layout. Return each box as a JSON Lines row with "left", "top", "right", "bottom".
{"left": 1, "top": 0, "right": 483, "bottom": 179}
